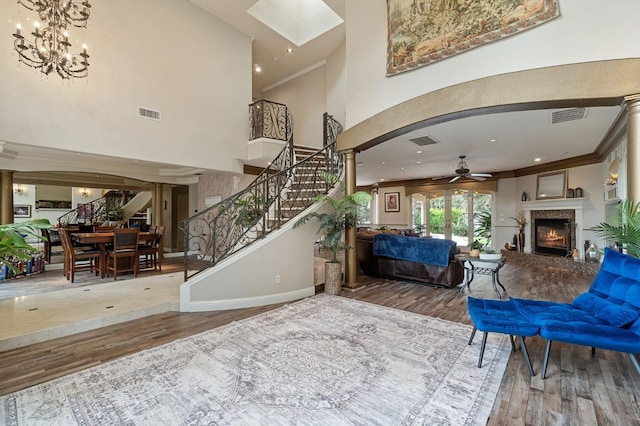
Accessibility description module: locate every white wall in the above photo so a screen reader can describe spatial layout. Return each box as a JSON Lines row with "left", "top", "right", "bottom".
{"left": 262, "top": 65, "right": 327, "bottom": 148}
{"left": 375, "top": 185, "right": 410, "bottom": 227}
{"left": 326, "top": 41, "right": 347, "bottom": 128}
{"left": 1, "top": 0, "right": 251, "bottom": 175}
{"left": 345, "top": 0, "right": 640, "bottom": 128}
{"left": 180, "top": 201, "right": 320, "bottom": 311}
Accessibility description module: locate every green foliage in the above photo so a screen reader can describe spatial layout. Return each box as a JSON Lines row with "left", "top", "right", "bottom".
{"left": 469, "top": 239, "right": 484, "bottom": 251}
{"left": 428, "top": 208, "right": 468, "bottom": 236}
{"left": 294, "top": 172, "right": 372, "bottom": 263}
{"left": 590, "top": 199, "right": 640, "bottom": 258}
{"left": 0, "top": 219, "right": 52, "bottom": 271}
{"left": 104, "top": 205, "right": 125, "bottom": 221}
{"left": 474, "top": 210, "right": 492, "bottom": 245}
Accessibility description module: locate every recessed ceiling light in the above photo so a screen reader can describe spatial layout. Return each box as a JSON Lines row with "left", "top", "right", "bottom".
{"left": 489, "top": 139, "right": 497, "bottom": 142}
{"left": 416, "top": 150, "right": 422, "bottom": 154}
{"left": 380, "top": 178, "right": 385, "bottom": 182}
{"left": 381, "top": 161, "right": 386, "bottom": 165}
{"left": 287, "top": 47, "right": 293, "bottom": 53}
{"left": 416, "top": 161, "right": 422, "bottom": 164}
{"left": 534, "top": 157, "right": 541, "bottom": 162}
{"left": 254, "top": 65, "right": 261, "bottom": 72}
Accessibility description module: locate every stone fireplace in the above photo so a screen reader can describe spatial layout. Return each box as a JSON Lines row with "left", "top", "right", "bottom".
{"left": 522, "top": 198, "right": 586, "bottom": 258}
{"left": 533, "top": 216, "right": 574, "bottom": 256}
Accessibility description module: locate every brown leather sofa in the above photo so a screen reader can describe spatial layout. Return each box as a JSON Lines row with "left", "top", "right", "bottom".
{"left": 356, "top": 230, "right": 464, "bottom": 288}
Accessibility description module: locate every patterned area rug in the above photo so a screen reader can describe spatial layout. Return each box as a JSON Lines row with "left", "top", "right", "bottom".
{"left": 1, "top": 295, "right": 509, "bottom": 425}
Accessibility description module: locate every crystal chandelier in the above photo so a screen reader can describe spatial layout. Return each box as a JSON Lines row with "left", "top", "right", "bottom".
{"left": 12, "top": 0, "right": 91, "bottom": 79}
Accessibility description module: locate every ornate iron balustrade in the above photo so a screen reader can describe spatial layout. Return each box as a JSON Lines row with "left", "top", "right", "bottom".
{"left": 182, "top": 112, "right": 344, "bottom": 280}
{"left": 249, "top": 99, "right": 291, "bottom": 141}
{"left": 56, "top": 190, "right": 138, "bottom": 226}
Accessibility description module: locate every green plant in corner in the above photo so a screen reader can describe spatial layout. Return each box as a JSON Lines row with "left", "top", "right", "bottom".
{"left": 294, "top": 172, "right": 372, "bottom": 263}
{"left": 589, "top": 199, "right": 640, "bottom": 258}
{"left": 0, "top": 219, "right": 52, "bottom": 273}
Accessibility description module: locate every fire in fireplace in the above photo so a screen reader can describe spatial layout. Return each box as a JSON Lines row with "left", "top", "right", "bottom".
{"left": 534, "top": 218, "right": 571, "bottom": 256}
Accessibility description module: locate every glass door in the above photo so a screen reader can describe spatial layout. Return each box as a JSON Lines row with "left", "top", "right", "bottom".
{"left": 414, "top": 189, "right": 491, "bottom": 247}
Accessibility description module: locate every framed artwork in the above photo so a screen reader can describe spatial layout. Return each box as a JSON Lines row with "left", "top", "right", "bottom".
{"left": 536, "top": 171, "right": 567, "bottom": 200}
{"left": 14, "top": 204, "right": 31, "bottom": 218}
{"left": 385, "top": 192, "right": 400, "bottom": 212}
{"left": 386, "top": 0, "right": 560, "bottom": 76}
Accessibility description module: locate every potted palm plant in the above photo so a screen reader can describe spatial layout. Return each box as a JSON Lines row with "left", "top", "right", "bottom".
{"left": 590, "top": 199, "right": 640, "bottom": 258}
{"left": 295, "top": 172, "right": 372, "bottom": 295}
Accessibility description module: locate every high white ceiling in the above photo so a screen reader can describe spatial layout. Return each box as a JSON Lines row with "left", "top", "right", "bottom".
{"left": 189, "top": 1, "right": 624, "bottom": 187}
{"left": 6, "top": 1, "right": 625, "bottom": 189}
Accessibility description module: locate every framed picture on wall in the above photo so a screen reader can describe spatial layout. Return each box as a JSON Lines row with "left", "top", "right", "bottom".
{"left": 14, "top": 204, "right": 31, "bottom": 218}
{"left": 384, "top": 192, "right": 400, "bottom": 212}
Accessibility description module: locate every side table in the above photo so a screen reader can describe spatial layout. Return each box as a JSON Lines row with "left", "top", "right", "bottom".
{"left": 458, "top": 255, "right": 506, "bottom": 299}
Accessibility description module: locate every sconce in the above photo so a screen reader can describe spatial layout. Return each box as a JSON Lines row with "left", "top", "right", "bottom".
{"left": 14, "top": 184, "right": 25, "bottom": 195}
{"left": 80, "top": 188, "right": 89, "bottom": 197}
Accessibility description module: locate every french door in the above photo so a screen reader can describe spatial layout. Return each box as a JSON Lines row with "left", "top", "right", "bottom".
{"left": 413, "top": 189, "right": 491, "bottom": 247}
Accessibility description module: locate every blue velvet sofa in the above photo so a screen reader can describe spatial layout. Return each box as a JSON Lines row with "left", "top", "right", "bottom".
{"left": 509, "top": 248, "right": 640, "bottom": 378}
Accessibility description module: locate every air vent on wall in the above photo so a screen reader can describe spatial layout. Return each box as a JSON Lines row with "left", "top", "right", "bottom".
{"left": 551, "top": 107, "right": 587, "bottom": 124}
{"left": 409, "top": 135, "right": 440, "bottom": 146}
{"left": 138, "top": 106, "right": 161, "bottom": 121}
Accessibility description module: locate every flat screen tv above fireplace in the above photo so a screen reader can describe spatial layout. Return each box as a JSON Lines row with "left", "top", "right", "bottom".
{"left": 535, "top": 218, "right": 571, "bottom": 257}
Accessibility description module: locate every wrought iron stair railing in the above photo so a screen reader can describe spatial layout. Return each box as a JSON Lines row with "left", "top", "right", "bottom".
{"left": 57, "top": 190, "right": 142, "bottom": 227}
{"left": 182, "top": 111, "right": 343, "bottom": 280}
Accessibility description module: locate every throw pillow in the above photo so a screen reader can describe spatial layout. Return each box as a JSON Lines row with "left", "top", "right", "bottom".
{"left": 572, "top": 292, "right": 640, "bottom": 328}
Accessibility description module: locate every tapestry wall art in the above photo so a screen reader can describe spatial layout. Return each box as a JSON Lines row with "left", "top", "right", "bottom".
{"left": 386, "top": 0, "right": 561, "bottom": 76}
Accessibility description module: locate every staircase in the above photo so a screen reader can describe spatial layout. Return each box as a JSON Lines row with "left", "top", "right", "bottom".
{"left": 181, "top": 108, "right": 343, "bottom": 280}
{"left": 57, "top": 190, "right": 151, "bottom": 227}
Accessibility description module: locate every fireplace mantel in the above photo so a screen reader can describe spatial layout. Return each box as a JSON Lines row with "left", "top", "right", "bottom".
{"left": 520, "top": 198, "right": 586, "bottom": 256}
{"left": 522, "top": 198, "right": 587, "bottom": 211}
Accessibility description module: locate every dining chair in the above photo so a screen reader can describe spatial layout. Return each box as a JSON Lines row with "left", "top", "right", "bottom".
{"left": 106, "top": 228, "right": 140, "bottom": 280}
{"left": 139, "top": 225, "right": 165, "bottom": 271}
{"left": 58, "top": 228, "right": 102, "bottom": 283}
{"left": 41, "top": 228, "right": 63, "bottom": 264}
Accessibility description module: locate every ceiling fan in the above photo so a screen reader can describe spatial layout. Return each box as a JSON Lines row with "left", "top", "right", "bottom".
{"left": 432, "top": 155, "right": 493, "bottom": 183}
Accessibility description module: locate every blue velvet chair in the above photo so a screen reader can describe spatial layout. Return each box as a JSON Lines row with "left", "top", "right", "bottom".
{"left": 511, "top": 248, "right": 640, "bottom": 378}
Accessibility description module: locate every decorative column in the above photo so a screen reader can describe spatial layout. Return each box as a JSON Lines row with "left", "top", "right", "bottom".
{"left": 625, "top": 94, "right": 640, "bottom": 202}
{"left": 153, "top": 183, "right": 163, "bottom": 226}
{"left": 344, "top": 151, "right": 360, "bottom": 290}
{"left": 1, "top": 170, "right": 14, "bottom": 225}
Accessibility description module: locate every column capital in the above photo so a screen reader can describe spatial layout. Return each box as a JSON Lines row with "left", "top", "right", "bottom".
{"left": 624, "top": 94, "right": 640, "bottom": 105}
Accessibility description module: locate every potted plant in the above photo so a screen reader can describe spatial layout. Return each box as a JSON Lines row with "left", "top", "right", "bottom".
{"left": 590, "top": 199, "right": 640, "bottom": 258}
{"left": 295, "top": 172, "right": 372, "bottom": 295}
{"left": 104, "top": 205, "right": 125, "bottom": 224}
{"left": 0, "top": 219, "right": 52, "bottom": 277}
{"left": 479, "top": 247, "right": 501, "bottom": 260}
{"left": 468, "top": 239, "right": 483, "bottom": 257}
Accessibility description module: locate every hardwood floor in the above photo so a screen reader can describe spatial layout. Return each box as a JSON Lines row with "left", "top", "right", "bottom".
{"left": 1, "top": 261, "right": 639, "bottom": 425}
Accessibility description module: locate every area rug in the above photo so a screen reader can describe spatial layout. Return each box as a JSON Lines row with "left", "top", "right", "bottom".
{"left": 0, "top": 295, "right": 509, "bottom": 425}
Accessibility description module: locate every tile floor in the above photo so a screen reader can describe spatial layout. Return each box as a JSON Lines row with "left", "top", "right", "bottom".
{"left": 1, "top": 255, "right": 330, "bottom": 352}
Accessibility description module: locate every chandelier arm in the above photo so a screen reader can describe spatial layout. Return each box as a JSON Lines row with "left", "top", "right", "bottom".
{"left": 12, "top": 0, "right": 90, "bottom": 79}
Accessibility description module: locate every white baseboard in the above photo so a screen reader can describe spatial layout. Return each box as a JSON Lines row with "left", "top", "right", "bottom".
{"left": 184, "top": 287, "right": 315, "bottom": 312}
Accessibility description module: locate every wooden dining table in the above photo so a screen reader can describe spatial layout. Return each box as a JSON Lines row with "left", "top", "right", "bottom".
{"left": 71, "top": 231, "right": 158, "bottom": 278}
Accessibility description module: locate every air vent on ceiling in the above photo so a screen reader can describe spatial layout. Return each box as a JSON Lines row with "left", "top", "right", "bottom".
{"left": 138, "top": 106, "right": 161, "bottom": 121}
{"left": 551, "top": 107, "right": 587, "bottom": 124}
{"left": 409, "top": 135, "right": 440, "bottom": 146}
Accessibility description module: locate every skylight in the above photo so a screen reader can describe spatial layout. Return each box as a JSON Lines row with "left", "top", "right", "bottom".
{"left": 247, "top": 0, "right": 343, "bottom": 47}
